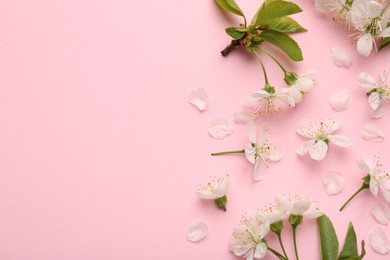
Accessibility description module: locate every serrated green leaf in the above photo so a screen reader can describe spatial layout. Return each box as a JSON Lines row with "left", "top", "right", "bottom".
{"left": 216, "top": 0, "right": 245, "bottom": 18}
{"left": 250, "top": 0, "right": 302, "bottom": 29}
{"left": 261, "top": 16, "right": 307, "bottom": 33}
{"left": 338, "top": 222, "right": 359, "bottom": 260}
{"left": 225, "top": 27, "right": 246, "bottom": 40}
{"left": 318, "top": 215, "right": 339, "bottom": 260}
{"left": 259, "top": 30, "right": 303, "bottom": 61}
{"left": 379, "top": 37, "right": 390, "bottom": 51}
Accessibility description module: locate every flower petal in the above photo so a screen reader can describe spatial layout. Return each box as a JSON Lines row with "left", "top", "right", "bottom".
{"left": 291, "top": 197, "right": 311, "bottom": 215}
{"left": 381, "top": 70, "right": 389, "bottom": 84}
{"left": 296, "top": 140, "right": 315, "bottom": 156}
{"left": 366, "top": 1, "right": 382, "bottom": 18}
{"left": 323, "top": 171, "right": 345, "bottom": 195}
{"left": 268, "top": 143, "right": 283, "bottom": 161}
{"left": 289, "top": 86, "right": 303, "bottom": 104}
{"left": 330, "top": 47, "right": 353, "bottom": 68}
{"left": 253, "top": 158, "right": 267, "bottom": 181}
{"left": 380, "top": 181, "right": 390, "bottom": 203}
{"left": 188, "top": 88, "right": 208, "bottom": 111}
{"left": 329, "top": 135, "right": 352, "bottom": 147}
{"left": 368, "top": 92, "right": 381, "bottom": 110}
{"left": 186, "top": 221, "right": 208, "bottom": 242}
{"left": 329, "top": 90, "right": 351, "bottom": 112}
{"left": 358, "top": 72, "right": 376, "bottom": 88}
{"left": 370, "top": 178, "right": 379, "bottom": 197}
{"left": 371, "top": 202, "right": 390, "bottom": 225}
{"left": 245, "top": 143, "right": 256, "bottom": 164}
{"left": 356, "top": 33, "right": 373, "bottom": 57}
{"left": 296, "top": 119, "right": 317, "bottom": 138}
{"left": 356, "top": 156, "right": 375, "bottom": 174}
{"left": 362, "top": 124, "right": 385, "bottom": 142}
{"left": 242, "top": 90, "right": 269, "bottom": 104}
{"left": 295, "top": 77, "right": 315, "bottom": 92}
{"left": 370, "top": 228, "right": 390, "bottom": 254}
{"left": 254, "top": 243, "right": 267, "bottom": 259}
{"left": 370, "top": 103, "right": 385, "bottom": 119}
{"left": 246, "top": 121, "right": 257, "bottom": 144}
{"left": 256, "top": 123, "right": 271, "bottom": 145}
{"left": 208, "top": 117, "right": 234, "bottom": 139}
{"left": 309, "top": 140, "right": 328, "bottom": 160}
{"left": 234, "top": 109, "right": 257, "bottom": 125}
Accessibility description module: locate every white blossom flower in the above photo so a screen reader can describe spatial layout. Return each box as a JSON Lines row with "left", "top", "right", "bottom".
{"left": 288, "top": 71, "right": 316, "bottom": 104}
{"left": 195, "top": 174, "right": 229, "bottom": 199}
{"left": 274, "top": 194, "right": 323, "bottom": 218}
{"left": 315, "top": 0, "right": 352, "bottom": 25}
{"left": 242, "top": 87, "right": 295, "bottom": 115}
{"left": 358, "top": 70, "right": 390, "bottom": 118}
{"left": 186, "top": 221, "right": 208, "bottom": 242}
{"left": 229, "top": 211, "right": 270, "bottom": 260}
{"left": 245, "top": 122, "right": 283, "bottom": 181}
{"left": 351, "top": 0, "right": 390, "bottom": 57}
{"left": 357, "top": 155, "right": 390, "bottom": 202}
{"left": 296, "top": 118, "right": 352, "bottom": 160}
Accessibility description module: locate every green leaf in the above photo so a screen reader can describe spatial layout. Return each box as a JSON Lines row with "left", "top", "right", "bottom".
{"left": 215, "top": 0, "right": 245, "bottom": 18}
{"left": 250, "top": 0, "right": 302, "bottom": 29}
{"left": 318, "top": 215, "right": 339, "bottom": 260}
{"left": 259, "top": 30, "right": 303, "bottom": 61}
{"left": 338, "top": 222, "right": 359, "bottom": 260}
{"left": 379, "top": 37, "right": 390, "bottom": 51}
{"left": 225, "top": 27, "right": 246, "bottom": 40}
{"left": 261, "top": 16, "right": 307, "bottom": 33}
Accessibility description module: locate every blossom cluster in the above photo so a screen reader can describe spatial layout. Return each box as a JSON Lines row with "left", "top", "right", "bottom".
{"left": 316, "top": 0, "right": 390, "bottom": 57}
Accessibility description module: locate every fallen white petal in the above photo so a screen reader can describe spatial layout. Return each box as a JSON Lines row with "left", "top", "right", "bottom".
{"left": 362, "top": 125, "right": 385, "bottom": 142}
{"left": 330, "top": 47, "right": 353, "bottom": 68}
{"left": 371, "top": 202, "right": 390, "bottom": 225}
{"left": 370, "top": 228, "right": 390, "bottom": 254}
{"left": 208, "top": 118, "right": 233, "bottom": 139}
{"left": 323, "top": 171, "right": 344, "bottom": 195}
{"left": 329, "top": 90, "right": 351, "bottom": 112}
{"left": 187, "top": 221, "right": 208, "bottom": 242}
{"left": 188, "top": 88, "right": 208, "bottom": 111}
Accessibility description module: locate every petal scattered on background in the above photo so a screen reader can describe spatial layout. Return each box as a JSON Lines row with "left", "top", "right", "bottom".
{"left": 370, "top": 228, "right": 390, "bottom": 254}
{"left": 330, "top": 47, "right": 353, "bottom": 68}
{"left": 208, "top": 117, "right": 233, "bottom": 139}
{"left": 186, "top": 221, "right": 208, "bottom": 242}
{"left": 323, "top": 171, "right": 344, "bottom": 195}
{"left": 188, "top": 88, "right": 208, "bottom": 111}
{"left": 362, "top": 125, "right": 385, "bottom": 142}
{"left": 371, "top": 202, "right": 390, "bottom": 225}
{"left": 329, "top": 90, "right": 351, "bottom": 112}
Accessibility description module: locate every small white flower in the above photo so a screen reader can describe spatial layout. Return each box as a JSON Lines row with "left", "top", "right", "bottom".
{"left": 315, "top": 0, "right": 352, "bottom": 25}
{"left": 323, "top": 171, "right": 345, "bottom": 195}
{"left": 371, "top": 202, "right": 390, "bottom": 225}
{"left": 274, "top": 194, "right": 323, "bottom": 218}
{"left": 208, "top": 117, "right": 234, "bottom": 139}
{"left": 351, "top": 0, "right": 390, "bottom": 57}
{"left": 242, "top": 87, "right": 295, "bottom": 115}
{"left": 288, "top": 71, "right": 316, "bottom": 104}
{"left": 329, "top": 90, "right": 352, "bottom": 112}
{"left": 362, "top": 124, "right": 385, "bottom": 142}
{"left": 370, "top": 228, "right": 390, "bottom": 254}
{"left": 245, "top": 122, "right": 283, "bottom": 181}
{"left": 296, "top": 118, "right": 352, "bottom": 160}
{"left": 357, "top": 155, "right": 390, "bottom": 202}
{"left": 330, "top": 47, "right": 353, "bottom": 68}
{"left": 229, "top": 211, "right": 270, "bottom": 260}
{"left": 195, "top": 174, "right": 229, "bottom": 199}
{"left": 187, "top": 221, "right": 208, "bottom": 242}
{"left": 188, "top": 88, "right": 209, "bottom": 111}
{"left": 358, "top": 70, "right": 390, "bottom": 118}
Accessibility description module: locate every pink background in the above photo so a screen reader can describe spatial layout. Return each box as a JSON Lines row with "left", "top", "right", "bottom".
{"left": 0, "top": 0, "right": 389, "bottom": 259}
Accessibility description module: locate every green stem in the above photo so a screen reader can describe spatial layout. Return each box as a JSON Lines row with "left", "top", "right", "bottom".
{"left": 267, "top": 246, "right": 287, "bottom": 260}
{"left": 211, "top": 149, "right": 245, "bottom": 156}
{"left": 276, "top": 232, "right": 289, "bottom": 260}
{"left": 252, "top": 51, "right": 270, "bottom": 86}
{"left": 339, "top": 184, "right": 368, "bottom": 211}
{"left": 260, "top": 47, "right": 287, "bottom": 73}
{"left": 292, "top": 225, "right": 299, "bottom": 260}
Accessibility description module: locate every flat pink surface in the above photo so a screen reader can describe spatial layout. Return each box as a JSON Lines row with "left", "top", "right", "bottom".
{"left": 0, "top": 0, "right": 389, "bottom": 259}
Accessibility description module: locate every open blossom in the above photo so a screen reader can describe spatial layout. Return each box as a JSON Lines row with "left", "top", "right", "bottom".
{"left": 274, "top": 194, "right": 323, "bottom": 218}
{"left": 195, "top": 174, "right": 229, "bottom": 199}
{"left": 358, "top": 69, "right": 390, "bottom": 118}
{"left": 315, "top": 0, "right": 352, "bottom": 25}
{"left": 245, "top": 122, "right": 283, "bottom": 181}
{"left": 357, "top": 155, "right": 390, "bottom": 202}
{"left": 296, "top": 118, "right": 352, "bottom": 160}
{"left": 287, "top": 71, "right": 316, "bottom": 104}
{"left": 229, "top": 211, "right": 270, "bottom": 260}
{"left": 351, "top": 0, "right": 390, "bottom": 57}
